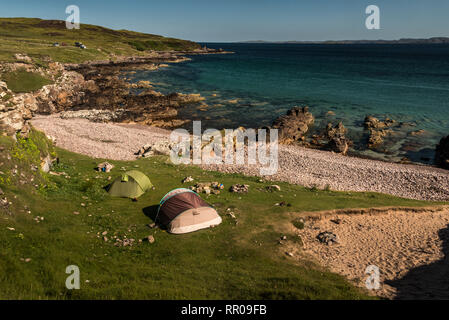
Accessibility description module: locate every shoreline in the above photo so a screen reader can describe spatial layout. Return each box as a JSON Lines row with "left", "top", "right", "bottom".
{"left": 31, "top": 115, "right": 449, "bottom": 201}
{"left": 4, "top": 48, "right": 447, "bottom": 187}
{"left": 112, "top": 51, "right": 445, "bottom": 169}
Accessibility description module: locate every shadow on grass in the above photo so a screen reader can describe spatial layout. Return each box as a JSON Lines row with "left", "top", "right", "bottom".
{"left": 142, "top": 205, "right": 159, "bottom": 222}
{"left": 386, "top": 225, "right": 449, "bottom": 300}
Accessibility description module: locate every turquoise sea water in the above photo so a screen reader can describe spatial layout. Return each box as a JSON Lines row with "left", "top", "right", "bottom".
{"left": 128, "top": 43, "right": 449, "bottom": 164}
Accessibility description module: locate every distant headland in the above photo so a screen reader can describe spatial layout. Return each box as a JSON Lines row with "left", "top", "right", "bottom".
{"left": 240, "top": 37, "right": 449, "bottom": 44}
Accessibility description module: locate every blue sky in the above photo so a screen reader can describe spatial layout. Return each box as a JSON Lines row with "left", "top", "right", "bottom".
{"left": 1, "top": 0, "right": 448, "bottom": 42}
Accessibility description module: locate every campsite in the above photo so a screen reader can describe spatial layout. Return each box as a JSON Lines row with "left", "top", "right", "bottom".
{"left": 0, "top": 129, "right": 442, "bottom": 299}
{"left": 1, "top": 9, "right": 449, "bottom": 304}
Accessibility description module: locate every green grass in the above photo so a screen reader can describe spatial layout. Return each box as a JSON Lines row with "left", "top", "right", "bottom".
{"left": 0, "top": 17, "right": 200, "bottom": 64}
{"left": 0, "top": 130, "right": 444, "bottom": 299}
{"left": 1, "top": 68, "right": 53, "bottom": 93}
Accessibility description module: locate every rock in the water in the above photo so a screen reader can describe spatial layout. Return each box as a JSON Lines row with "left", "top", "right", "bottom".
{"left": 364, "top": 116, "right": 396, "bottom": 150}
{"left": 317, "top": 231, "right": 338, "bottom": 245}
{"left": 410, "top": 129, "right": 426, "bottom": 136}
{"left": 326, "top": 122, "right": 350, "bottom": 155}
{"left": 364, "top": 116, "right": 396, "bottom": 130}
{"left": 271, "top": 106, "right": 314, "bottom": 144}
{"left": 435, "top": 135, "right": 449, "bottom": 169}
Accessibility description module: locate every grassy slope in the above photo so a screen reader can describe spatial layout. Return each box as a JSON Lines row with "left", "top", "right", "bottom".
{"left": 2, "top": 68, "right": 53, "bottom": 92}
{"left": 0, "top": 131, "right": 441, "bottom": 299}
{"left": 0, "top": 17, "right": 200, "bottom": 64}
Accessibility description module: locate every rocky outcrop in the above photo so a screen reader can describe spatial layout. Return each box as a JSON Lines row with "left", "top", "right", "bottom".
{"left": 364, "top": 115, "right": 396, "bottom": 130}
{"left": 271, "top": 106, "right": 314, "bottom": 144}
{"left": 70, "top": 62, "right": 207, "bottom": 128}
{"left": 0, "top": 61, "right": 96, "bottom": 135}
{"left": 36, "top": 69, "right": 98, "bottom": 114}
{"left": 0, "top": 52, "right": 209, "bottom": 135}
{"left": 435, "top": 135, "right": 449, "bottom": 169}
{"left": 0, "top": 80, "right": 39, "bottom": 135}
{"left": 326, "top": 122, "right": 351, "bottom": 155}
{"left": 364, "top": 116, "right": 396, "bottom": 150}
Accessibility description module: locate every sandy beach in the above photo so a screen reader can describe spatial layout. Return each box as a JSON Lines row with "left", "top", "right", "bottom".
{"left": 32, "top": 114, "right": 449, "bottom": 201}
{"left": 293, "top": 207, "right": 449, "bottom": 299}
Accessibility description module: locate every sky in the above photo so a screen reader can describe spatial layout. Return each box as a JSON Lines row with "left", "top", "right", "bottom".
{"left": 0, "top": 0, "right": 448, "bottom": 42}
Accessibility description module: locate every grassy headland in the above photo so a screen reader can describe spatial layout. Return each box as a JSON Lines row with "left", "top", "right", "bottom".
{"left": 0, "top": 17, "right": 200, "bottom": 64}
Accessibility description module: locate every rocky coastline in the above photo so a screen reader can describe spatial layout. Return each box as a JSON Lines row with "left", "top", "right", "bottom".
{"left": 268, "top": 106, "right": 449, "bottom": 169}
{"left": 0, "top": 48, "right": 232, "bottom": 135}
{"left": 1, "top": 48, "right": 448, "bottom": 171}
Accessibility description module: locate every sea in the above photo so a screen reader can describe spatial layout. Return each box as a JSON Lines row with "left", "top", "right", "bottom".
{"left": 127, "top": 43, "right": 449, "bottom": 164}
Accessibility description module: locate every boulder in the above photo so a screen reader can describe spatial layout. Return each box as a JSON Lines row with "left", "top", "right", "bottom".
{"left": 326, "top": 122, "right": 350, "bottom": 155}
{"left": 367, "top": 129, "right": 391, "bottom": 149}
{"left": 435, "top": 135, "right": 449, "bottom": 169}
{"left": 40, "top": 155, "right": 52, "bottom": 173}
{"left": 147, "top": 235, "right": 155, "bottom": 244}
{"left": 271, "top": 106, "right": 314, "bottom": 144}
{"left": 364, "top": 116, "right": 396, "bottom": 150}
{"left": 364, "top": 115, "right": 396, "bottom": 130}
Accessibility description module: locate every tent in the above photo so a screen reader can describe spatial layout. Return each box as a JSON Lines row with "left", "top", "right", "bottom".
{"left": 156, "top": 188, "right": 222, "bottom": 234}
{"left": 107, "top": 170, "right": 153, "bottom": 198}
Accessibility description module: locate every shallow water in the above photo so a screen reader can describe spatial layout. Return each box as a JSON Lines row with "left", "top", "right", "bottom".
{"left": 128, "top": 43, "right": 449, "bottom": 164}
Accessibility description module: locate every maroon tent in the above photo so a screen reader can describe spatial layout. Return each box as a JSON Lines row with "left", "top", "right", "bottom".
{"left": 156, "top": 188, "right": 222, "bottom": 234}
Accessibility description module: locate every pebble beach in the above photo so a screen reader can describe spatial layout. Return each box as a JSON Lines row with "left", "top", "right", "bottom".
{"left": 32, "top": 114, "right": 449, "bottom": 201}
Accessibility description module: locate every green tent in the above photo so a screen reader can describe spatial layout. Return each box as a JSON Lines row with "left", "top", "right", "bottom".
{"left": 107, "top": 170, "right": 153, "bottom": 198}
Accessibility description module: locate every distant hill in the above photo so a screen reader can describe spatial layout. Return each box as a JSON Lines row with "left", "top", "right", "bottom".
{"left": 242, "top": 37, "right": 449, "bottom": 44}
{"left": 0, "top": 17, "right": 200, "bottom": 63}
